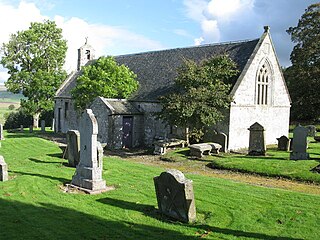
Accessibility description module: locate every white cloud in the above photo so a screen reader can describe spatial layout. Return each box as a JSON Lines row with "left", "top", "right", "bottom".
{"left": 0, "top": 0, "right": 164, "bottom": 83}
{"left": 194, "top": 37, "right": 204, "bottom": 46}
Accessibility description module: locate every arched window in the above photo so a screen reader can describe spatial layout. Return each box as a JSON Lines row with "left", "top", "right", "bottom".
{"left": 256, "top": 62, "right": 271, "bottom": 105}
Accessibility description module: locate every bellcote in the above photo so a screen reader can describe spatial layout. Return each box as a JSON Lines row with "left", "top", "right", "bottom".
{"left": 77, "top": 37, "right": 95, "bottom": 71}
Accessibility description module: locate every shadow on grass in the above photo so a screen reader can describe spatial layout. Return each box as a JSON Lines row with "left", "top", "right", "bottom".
{"left": 0, "top": 199, "right": 200, "bottom": 240}
{"left": 46, "top": 153, "right": 65, "bottom": 158}
{"left": 9, "top": 170, "right": 70, "bottom": 185}
{"left": 97, "top": 197, "right": 302, "bottom": 240}
{"left": 5, "top": 133, "right": 36, "bottom": 138}
{"left": 28, "top": 157, "right": 64, "bottom": 165}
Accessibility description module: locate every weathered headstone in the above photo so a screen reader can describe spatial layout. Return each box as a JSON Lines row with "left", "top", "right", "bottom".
{"left": 248, "top": 122, "right": 266, "bottom": 156}
{"left": 306, "top": 125, "right": 317, "bottom": 137}
{"left": 154, "top": 169, "right": 196, "bottom": 223}
{"left": 0, "top": 124, "right": 4, "bottom": 140}
{"left": 51, "top": 118, "right": 55, "bottom": 131}
{"left": 20, "top": 125, "right": 23, "bottom": 132}
{"left": 0, "top": 156, "right": 8, "bottom": 181}
{"left": 290, "top": 125, "right": 309, "bottom": 160}
{"left": 29, "top": 125, "right": 33, "bottom": 133}
{"left": 212, "top": 132, "right": 227, "bottom": 152}
{"left": 277, "top": 135, "right": 290, "bottom": 151}
{"left": 67, "top": 130, "right": 80, "bottom": 167}
{"left": 71, "top": 109, "right": 107, "bottom": 193}
{"left": 41, "top": 120, "right": 46, "bottom": 132}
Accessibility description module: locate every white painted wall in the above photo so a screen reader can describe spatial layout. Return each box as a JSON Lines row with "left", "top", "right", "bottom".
{"left": 228, "top": 32, "right": 291, "bottom": 151}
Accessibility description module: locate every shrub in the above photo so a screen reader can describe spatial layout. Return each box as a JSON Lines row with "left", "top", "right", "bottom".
{"left": 8, "top": 104, "right": 15, "bottom": 110}
{"left": 4, "top": 110, "right": 33, "bottom": 130}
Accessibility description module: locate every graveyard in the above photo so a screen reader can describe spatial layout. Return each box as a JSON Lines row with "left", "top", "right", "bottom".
{"left": 0, "top": 126, "right": 319, "bottom": 239}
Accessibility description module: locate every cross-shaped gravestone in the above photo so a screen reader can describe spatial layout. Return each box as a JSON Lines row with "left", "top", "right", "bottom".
{"left": 154, "top": 169, "right": 196, "bottom": 223}
{"left": 71, "top": 109, "right": 107, "bottom": 193}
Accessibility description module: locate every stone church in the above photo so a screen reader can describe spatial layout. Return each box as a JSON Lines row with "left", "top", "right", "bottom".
{"left": 54, "top": 26, "right": 291, "bottom": 151}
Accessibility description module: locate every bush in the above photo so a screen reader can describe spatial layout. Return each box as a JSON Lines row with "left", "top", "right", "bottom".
{"left": 8, "top": 104, "right": 15, "bottom": 110}
{"left": 4, "top": 110, "right": 33, "bottom": 130}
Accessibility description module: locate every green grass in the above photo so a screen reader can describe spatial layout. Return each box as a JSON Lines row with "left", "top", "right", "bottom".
{"left": 0, "top": 131, "right": 320, "bottom": 239}
{"left": 164, "top": 139, "right": 320, "bottom": 184}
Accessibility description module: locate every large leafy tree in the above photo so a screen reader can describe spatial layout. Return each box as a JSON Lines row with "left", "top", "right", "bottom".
{"left": 71, "top": 56, "right": 139, "bottom": 111}
{"left": 158, "top": 55, "right": 238, "bottom": 142}
{"left": 1, "top": 20, "right": 67, "bottom": 127}
{"left": 285, "top": 3, "right": 320, "bottom": 120}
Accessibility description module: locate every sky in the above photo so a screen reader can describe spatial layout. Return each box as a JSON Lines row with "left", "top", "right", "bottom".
{"left": 0, "top": 0, "right": 318, "bottom": 84}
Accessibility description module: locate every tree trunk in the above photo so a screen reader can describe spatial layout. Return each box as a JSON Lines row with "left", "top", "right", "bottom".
{"left": 33, "top": 112, "right": 40, "bottom": 128}
{"left": 185, "top": 126, "right": 190, "bottom": 146}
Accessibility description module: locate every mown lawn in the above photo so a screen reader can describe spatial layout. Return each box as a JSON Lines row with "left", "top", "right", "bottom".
{"left": 0, "top": 131, "right": 319, "bottom": 239}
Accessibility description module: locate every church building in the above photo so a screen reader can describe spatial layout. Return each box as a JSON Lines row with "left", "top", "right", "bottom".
{"left": 54, "top": 26, "right": 291, "bottom": 151}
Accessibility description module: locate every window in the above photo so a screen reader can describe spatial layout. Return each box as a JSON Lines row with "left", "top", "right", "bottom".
{"left": 64, "top": 102, "right": 69, "bottom": 118}
{"left": 256, "top": 63, "right": 271, "bottom": 105}
{"left": 85, "top": 50, "right": 90, "bottom": 60}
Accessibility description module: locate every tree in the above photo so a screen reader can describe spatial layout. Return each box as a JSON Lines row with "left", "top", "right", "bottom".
{"left": 285, "top": 3, "right": 320, "bottom": 120}
{"left": 158, "top": 55, "right": 238, "bottom": 142}
{"left": 71, "top": 56, "right": 139, "bottom": 111}
{"left": 1, "top": 20, "right": 67, "bottom": 127}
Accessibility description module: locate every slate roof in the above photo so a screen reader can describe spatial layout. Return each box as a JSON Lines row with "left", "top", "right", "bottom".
{"left": 56, "top": 39, "right": 260, "bottom": 101}
{"left": 99, "top": 97, "right": 142, "bottom": 115}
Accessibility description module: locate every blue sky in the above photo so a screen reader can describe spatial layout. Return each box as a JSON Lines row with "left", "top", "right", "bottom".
{"left": 0, "top": 0, "right": 318, "bottom": 83}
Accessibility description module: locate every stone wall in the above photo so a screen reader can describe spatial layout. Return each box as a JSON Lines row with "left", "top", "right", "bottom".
{"left": 54, "top": 97, "right": 79, "bottom": 133}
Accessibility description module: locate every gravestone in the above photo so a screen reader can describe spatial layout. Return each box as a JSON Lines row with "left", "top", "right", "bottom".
{"left": 154, "top": 169, "right": 196, "bottom": 223}
{"left": 67, "top": 130, "right": 80, "bottom": 167}
{"left": 0, "top": 124, "right": 4, "bottom": 140}
{"left": 306, "top": 125, "right": 317, "bottom": 137}
{"left": 277, "top": 135, "right": 290, "bottom": 151}
{"left": 0, "top": 156, "right": 8, "bottom": 181}
{"left": 71, "top": 109, "right": 107, "bottom": 193}
{"left": 41, "top": 120, "right": 46, "bottom": 132}
{"left": 212, "top": 132, "right": 227, "bottom": 152}
{"left": 290, "top": 125, "right": 309, "bottom": 160}
{"left": 51, "top": 118, "right": 55, "bottom": 131}
{"left": 29, "top": 125, "right": 33, "bottom": 133}
{"left": 248, "top": 122, "right": 266, "bottom": 156}
{"left": 20, "top": 125, "right": 23, "bottom": 132}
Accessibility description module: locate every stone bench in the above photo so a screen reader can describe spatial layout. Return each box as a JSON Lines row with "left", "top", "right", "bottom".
{"left": 153, "top": 138, "right": 187, "bottom": 155}
{"left": 189, "top": 142, "right": 222, "bottom": 158}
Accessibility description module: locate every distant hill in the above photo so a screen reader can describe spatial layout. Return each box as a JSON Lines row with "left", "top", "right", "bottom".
{"left": 0, "top": 85, "right": 25, "bottom": 103}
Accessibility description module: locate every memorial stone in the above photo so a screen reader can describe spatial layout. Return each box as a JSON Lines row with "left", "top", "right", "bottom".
{"left": 0, "top": 156, "right": 8, "bottom": 181}
{"left": 41, "top": 120, "right": 46, "bottom": 132}
{"left": 212, "top": 132, "right": 227, "bottom": 152}
{"left": 277, "top": 135, "right": 290, "bottom": 151}
{"left": 248, "top": 122, "right": 266, "bottom": 156}
{"left": 154, "top": 169, "right": 196, "bottom": 223}
{"left": 67, "top": 130, "right": 80, "bottom": 167}
{"left": 290, "top": 125, "right": 309, "bottom": 160}
{"left": 0, "top": 124, "right": 4, "bottom": 140}
{"left": 29, "top": 125, "right": 33, "bottom": 133}
{"left": 71, "top": 109, "right": 107, "bottom": 193}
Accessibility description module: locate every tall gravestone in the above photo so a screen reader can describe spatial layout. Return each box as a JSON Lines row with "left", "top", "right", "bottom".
{"left": 154, "top": 169, "right": 196, "bottom": 223}
{"left": 67, "top": 130, "right": 80, "bottom": 167}
{"left": 0, "top": 156, "right": 8, "bottom": 181}
{"left": 212, "top": 132, "right": 227, "bottom": 152}
{"left": 0, "top": 124, "right": 4, "bottom": 140}
{"left": 41, "top": 120, "right": 46, "bottom": 132}
{"left": 29, "top": 125, "right": 33, "bottom": 133}
{"left": 248, "top": 122, "right": 266, "bottom": 156}
{"left": 277, "top": 135, "right": 290, "bottom": 151}
{"left": 71, "top": 109, "right": 107, "bottom": 193}
{"left": 290, "top": 125, "right": 309, "bottom": 160}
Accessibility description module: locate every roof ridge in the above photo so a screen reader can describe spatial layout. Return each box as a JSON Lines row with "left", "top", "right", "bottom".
{"left": 114, "top": 38, "right": 259, "bottom": 58}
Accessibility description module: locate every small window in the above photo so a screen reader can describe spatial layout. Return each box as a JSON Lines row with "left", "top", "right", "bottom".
{"left": 256, "top": 63, "right": 270, "bottom": 105}
{"left": 64, "top": 102, "right": 69, "bottom": 118}
{"left": 85, "top": 50, "right": 90, "bottom": 60}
